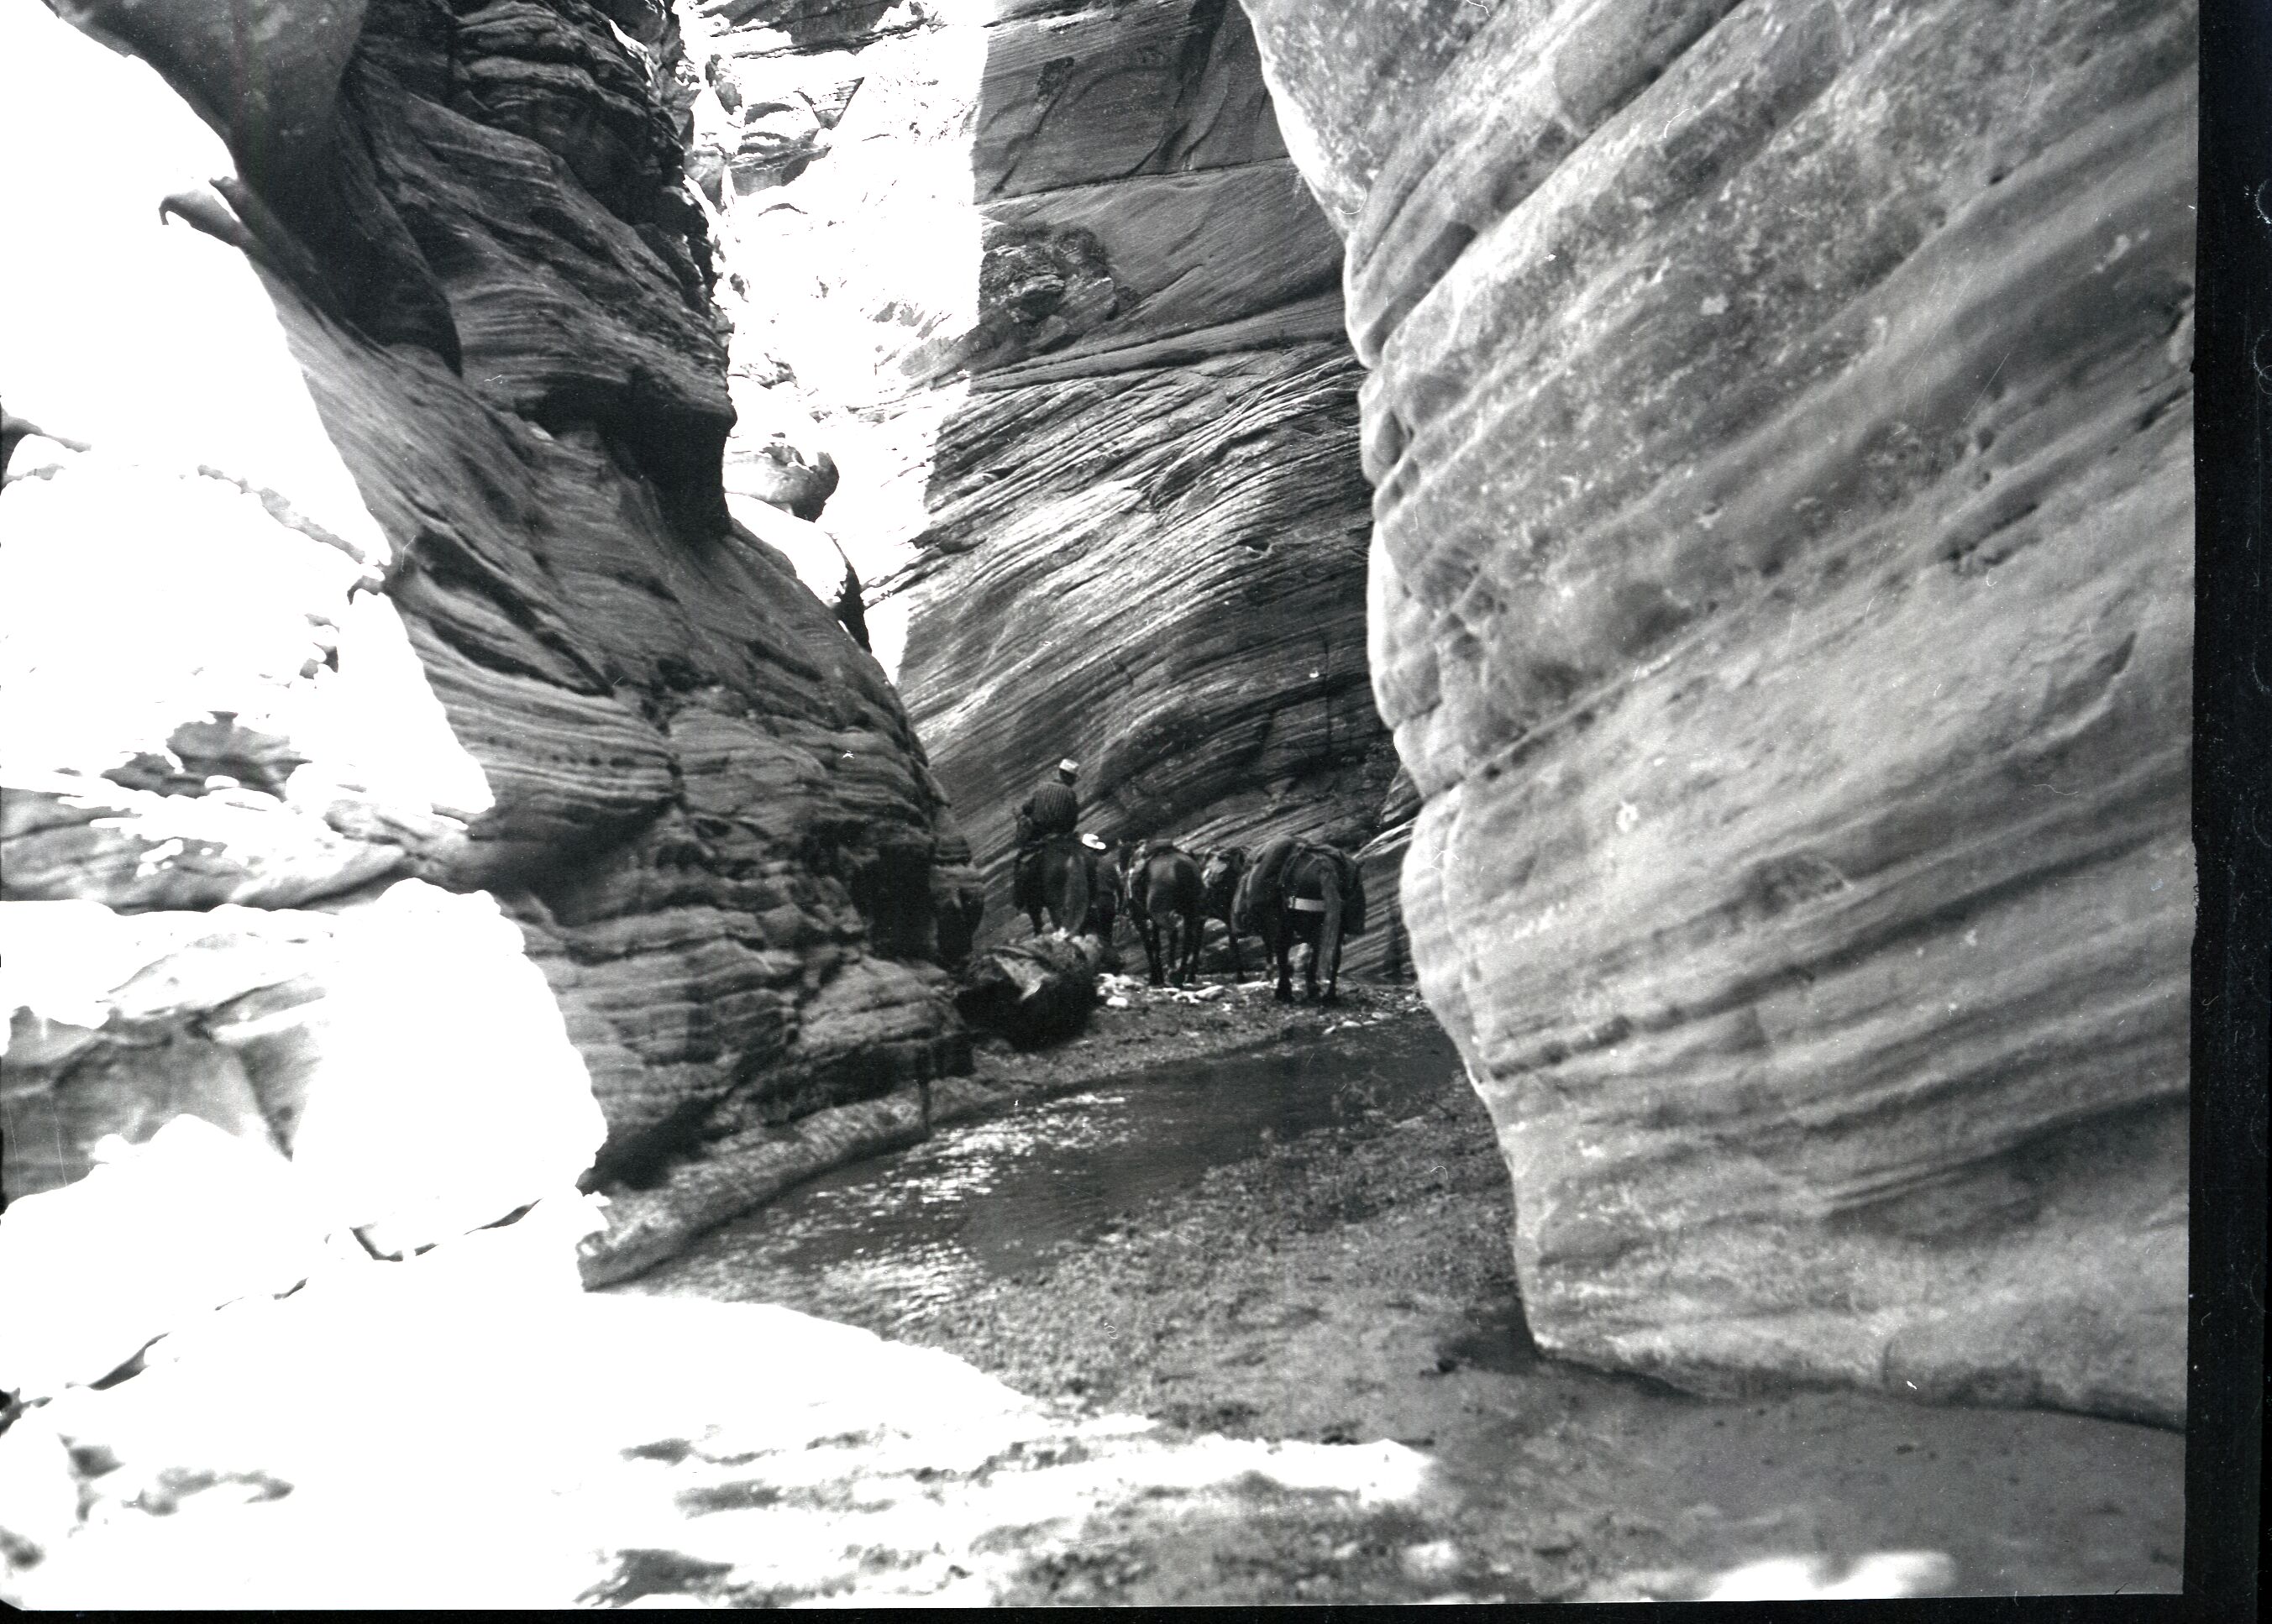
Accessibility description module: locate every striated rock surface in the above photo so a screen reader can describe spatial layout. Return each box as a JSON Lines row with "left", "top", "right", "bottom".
{"left": 2, "top": 0, "right": 973, "bottom": 1286}
{"left": 1238, "top": 0, "right": 2195, "bottom": 1422}
{"left": 685, "top": 0, "right": 1413, "bottom": 972}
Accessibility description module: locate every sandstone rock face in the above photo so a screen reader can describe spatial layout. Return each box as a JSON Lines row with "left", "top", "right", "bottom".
{"left": 2, "top": 0, "right": 971, "bottom": 1286}
{"left": 1239, "top": 0, "right": 2195, "bottom": 1423}
{"left": 685, "top": 0, "right": 1413, "bottom": 972}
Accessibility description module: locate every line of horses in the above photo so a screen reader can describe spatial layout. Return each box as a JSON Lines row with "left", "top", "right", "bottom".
{"left": 1023, "top": 832, "right": 1369, "bottom": 1005}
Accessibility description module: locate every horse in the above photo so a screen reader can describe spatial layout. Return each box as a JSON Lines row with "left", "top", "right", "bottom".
{"left": 1015, "top": 831, "right": 1091, "bottom": 936}
{"left": 1122, "top": 841, "right": 1205, "bottom": 987}
{"left": 1199, "top": 846, "right": 1249, "bottom": 980}
{"left": 1233, "top": 836, "right": 1368, "bottom": 1004}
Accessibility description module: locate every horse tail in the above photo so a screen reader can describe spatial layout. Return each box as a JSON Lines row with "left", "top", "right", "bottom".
{"left": 1343, "top": 859, "right": 1369, "bottom": 937}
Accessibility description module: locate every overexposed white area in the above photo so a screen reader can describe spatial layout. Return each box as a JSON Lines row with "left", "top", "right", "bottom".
{"left": 0, "top": 1, "right": 489, "bottom": 820}
{"left": 280, "top": 879, "right": 606, "bottom": 1247}
{"left": 1703, "top": 1549, "right": 1960, "bottom": 1600}
{"left": 0, "top": 1117, "right": 335, "bottom": 1400}
{"left": 284, "top": 589, "right": 496, "bottom": 820}
{"left": 0, "top": 3, "right": 384, "bottom": 566}
{"left": 726, "top": 490, "right": 848, "bottom": 603}
{"left": 690, "top": 6, "right": 990, "bottom": 686}
{"left": 0, "top": 882, "right": 604, "bottom": 1291}
{"left": 0, "top": 1192, "right": 1438, "bottom": 1607}
{"left": 1584, "top": 1546, "right": 1963, "bottom": 1601}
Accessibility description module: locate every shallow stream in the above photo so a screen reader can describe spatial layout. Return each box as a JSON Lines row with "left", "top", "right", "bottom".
{"left": 618, "top": 1015, "right": 2183, "bottom": 1600}
{"left": 627, "top": 1019, "right": 1463, "bottom": 1335}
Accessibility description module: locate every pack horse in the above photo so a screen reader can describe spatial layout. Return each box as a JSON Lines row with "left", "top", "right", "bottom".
{"left": 1122, "top": 841, "right": 1206, "bottom": 988}
{"left": 1233, "top": 836, "right": 1368, "bottom": 1004}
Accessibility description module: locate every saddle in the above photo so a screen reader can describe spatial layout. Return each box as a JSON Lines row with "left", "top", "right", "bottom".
{"left": 1235, "top": 836, "right": 1368, "bottom": 935}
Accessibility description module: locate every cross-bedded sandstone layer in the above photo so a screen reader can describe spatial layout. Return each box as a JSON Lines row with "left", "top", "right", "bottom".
{"left": 1239, "top": 0, "right": 2194, "bottom": 1424}
{"left": 685, "top": 0, "right": 1414, "bottom": 971}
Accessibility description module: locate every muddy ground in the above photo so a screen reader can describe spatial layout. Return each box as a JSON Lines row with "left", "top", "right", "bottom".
{"left": 635, "top": 972, "right": 2185, "bottom": 1605}
{"left": 964, "top": 957, "right": 1427, "bottom": 1096}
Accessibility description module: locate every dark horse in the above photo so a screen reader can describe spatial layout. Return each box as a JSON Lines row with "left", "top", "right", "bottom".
{"left": 1233, "top": 836, "right": 1367, "bottom": 1004}
{"left": 1122, "top": 841, "right": 1205, "bottom": 987}
{"left": 1199, "top": 846, "right": 1249, "bottom": 980}
{"left": 1015, "top": 832, "right": 1091, "bottom": 936}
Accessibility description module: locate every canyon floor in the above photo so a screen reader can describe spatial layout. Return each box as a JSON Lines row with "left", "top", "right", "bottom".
{"left": 620, "top": 970, "right": 2186, "bottom": 1605}
{"left": 0, "top": 967, "right": 2186, "bottom": 1608}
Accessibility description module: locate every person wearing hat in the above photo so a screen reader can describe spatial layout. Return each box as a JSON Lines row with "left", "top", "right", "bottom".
{"left": 1078, "top": 830, "right": 1122, "bottom": 947}
{"left": 1013, "top": 759, "right": 1082, "bottom": 931}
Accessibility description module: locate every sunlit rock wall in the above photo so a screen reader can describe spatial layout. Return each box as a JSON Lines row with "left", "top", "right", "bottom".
{"left": 685, "top": 0, "right": 1412, "bottom": 968}
{"left": 2, "top": 0, "right": 972, "bottom": 1290}
{"left": 1238, "top": 0, "right": 2195, "bottom": 1423}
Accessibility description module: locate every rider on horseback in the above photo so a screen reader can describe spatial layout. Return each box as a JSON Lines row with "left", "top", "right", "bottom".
{"left": 1014, "top": 760, "right": 1082, "bottom": 930}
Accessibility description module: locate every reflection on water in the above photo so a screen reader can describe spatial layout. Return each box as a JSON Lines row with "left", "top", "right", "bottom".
{"left": 622, "top": 1020, "right": 1464, "bottom": 1335}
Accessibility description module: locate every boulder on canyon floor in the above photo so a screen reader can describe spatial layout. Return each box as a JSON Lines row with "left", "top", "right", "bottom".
{"left": 957, "top": 932, "right": 1104, "bottom": 1050}
{"left": 1236, "top": 0, "right": 2195, "bottom": 1424}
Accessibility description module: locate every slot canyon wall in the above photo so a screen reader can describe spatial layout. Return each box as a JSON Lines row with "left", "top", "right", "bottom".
{"left": 3, "top": 0, "right": 2195, "bottom": 1440}
{"left": 679, "top": 0, "right": 1416, "bottom": 967}
{"left": 2, "top": 0, "right": 976, "bottom": 1294}
{"left": 1237, "top": 0, "right": 2196, "bottom": 1423}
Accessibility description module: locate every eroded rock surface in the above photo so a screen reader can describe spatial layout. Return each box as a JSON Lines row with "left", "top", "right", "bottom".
{"left": 1, "top": 0, "right": 972, "bottom": 1286}
{"left": 685, "top": 0, "right": 1413, "bottom": 971}
{"left": 1239, "top": 0, "right": 2194, "bottom": 1422}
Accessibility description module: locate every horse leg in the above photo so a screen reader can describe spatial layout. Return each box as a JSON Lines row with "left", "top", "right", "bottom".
{"left": 1318, "top": 886, "right": 1344, "bottom": 1006}
{"left": 1146, "top": 915, "right": 1166, "bottom": 987}
{"left": 1272, "top": 919, "right": 1293, "bottom": 1003}
{"left": 1225, "top": 914, "right": 1242, "bottom": 982}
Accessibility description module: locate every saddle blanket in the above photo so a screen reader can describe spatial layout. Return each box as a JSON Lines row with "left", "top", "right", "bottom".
{"left": 1290, "top": 897, "right": 1327, "bottom": 914}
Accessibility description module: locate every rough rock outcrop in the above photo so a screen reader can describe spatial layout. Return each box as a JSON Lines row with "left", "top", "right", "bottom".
{"left": 2, "top": 0, "right": 972, "bottom": 1285}
{"left": 685, "top": 0, "right": 1412, "bottom": 972}
{"left": 1238, "top": 0, "right": 2195, "bottom": 1422}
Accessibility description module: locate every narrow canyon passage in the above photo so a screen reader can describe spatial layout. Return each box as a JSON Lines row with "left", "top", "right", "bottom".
{"left": 0, "top": 0, "right": 2213, "bottom": 1607}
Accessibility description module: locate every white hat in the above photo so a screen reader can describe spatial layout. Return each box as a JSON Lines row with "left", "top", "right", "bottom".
{"left": 1059, "top": 758, "right": 1079, "bottom": 774}
{"left": 1080, "top": 832, "right": 1106, "bottom": 851}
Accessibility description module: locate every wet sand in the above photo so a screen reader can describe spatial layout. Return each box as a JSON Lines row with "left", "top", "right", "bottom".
{"left": 626, "top": 977, "right": 2185, "bottom": 1603}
